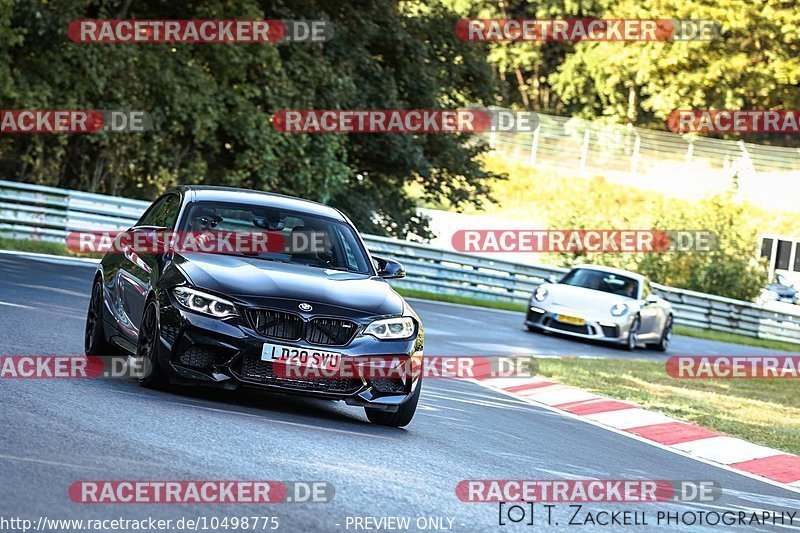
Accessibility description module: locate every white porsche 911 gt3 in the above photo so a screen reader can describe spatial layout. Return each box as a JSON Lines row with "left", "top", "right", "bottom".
{"left": 525, "top": 265, "right": 673, "bottom": 351}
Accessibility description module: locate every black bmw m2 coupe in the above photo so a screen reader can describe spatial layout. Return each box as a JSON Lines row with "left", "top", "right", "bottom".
{"left": 84, "top": 186, "right": 423, "bottom": 426}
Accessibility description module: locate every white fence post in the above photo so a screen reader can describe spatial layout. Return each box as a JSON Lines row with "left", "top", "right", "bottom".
{"left": 579, "top": 128, "right": 591, "bottom": 175}
{"left": 630, "top": 129, "right": 641, "bottom": 175}
{"left": 529, "top": 124, "right": 540, "bottom": 166}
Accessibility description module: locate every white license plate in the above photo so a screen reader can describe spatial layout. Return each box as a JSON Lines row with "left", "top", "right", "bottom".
{"left": 261, "top": 343, "right": 341, "bottom": 370}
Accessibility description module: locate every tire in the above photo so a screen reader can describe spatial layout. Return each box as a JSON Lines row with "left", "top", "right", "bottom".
{"left": 625, "top": 316, "right": 640, "bottom": 351}
{"left": 652, "top": 315, "right": 673, "bottom": 352}
{"left": 365, "top": 381, "right": 421, "bottom": 427}
{"left": 85, "top": 278, "right": 121, "bottom": 356}
{"left": 136, "top": 299, "right": 169, "bottom": 389}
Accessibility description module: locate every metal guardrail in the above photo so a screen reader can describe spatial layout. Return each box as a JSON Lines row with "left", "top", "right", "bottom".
{"left": 1, "top": 179, "right": 799, "bottom": 345}
{"left": 490, "top": 112, "right": 800, "bottom": 178}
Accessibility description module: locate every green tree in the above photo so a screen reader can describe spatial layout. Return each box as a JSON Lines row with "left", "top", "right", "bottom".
{"left": 0, "top": 0, "right": 503, "bottom": 239}
{"left": 549, "top": 0, "right": 800, "bottom": 144}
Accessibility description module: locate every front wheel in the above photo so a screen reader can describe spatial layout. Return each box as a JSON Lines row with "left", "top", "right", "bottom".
{"left": 365, "top": 382, "right": 421, "bottom": 427}
{"left": 651, "top": 315, "right": 673, "bottom": 352}
{"left": 625, "top": 316, "right": 640, "bottom": 351}
{"left": 136, "top": 300, "right": 168, "bottom": 389}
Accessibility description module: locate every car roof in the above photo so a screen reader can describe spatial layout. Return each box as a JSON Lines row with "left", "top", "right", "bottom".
{"left": 173, "top": 185, "right": 347, "bottom": 222}
{"left": 569, "top": 264, "right": 647, "bottom": 282}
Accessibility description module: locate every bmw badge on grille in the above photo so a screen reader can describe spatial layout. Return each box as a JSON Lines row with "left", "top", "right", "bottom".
{"left": 298, "top": 302, "right": 313, "bottom": 312}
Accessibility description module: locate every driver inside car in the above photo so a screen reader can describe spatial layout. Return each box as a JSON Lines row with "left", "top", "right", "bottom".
{"left": 188, "top": 208, "right": 223, "bottom": 249}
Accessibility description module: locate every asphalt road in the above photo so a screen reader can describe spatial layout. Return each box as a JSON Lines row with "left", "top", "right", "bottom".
{"left": 1, "top": 252, "right": 799, "bottom": 532}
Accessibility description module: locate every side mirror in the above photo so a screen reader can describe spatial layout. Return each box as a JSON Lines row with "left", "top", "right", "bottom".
{"left": 645, "top": 294, "right": 659, "bottom": 304}
{"left": 374, "top": 256, "right": 406, "bottom": 279}
{"left": 127, "top": 226, "right": 168, "bottom": 250}
{"left": 547, "top": 274, "right": 559, "bottom": 283}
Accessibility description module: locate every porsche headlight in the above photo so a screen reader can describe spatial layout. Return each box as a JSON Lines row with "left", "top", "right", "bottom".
{"left": 533, "top": 286, "right": 549, "bottom": 302}
{"left": 364, "top": 317, "right": 415, "bottom": 340}
{"left": 172, "top": 287, "right": 238, "bottom": 318}
{"left": 610, "top": 303, "right": 629, "bottom": 317}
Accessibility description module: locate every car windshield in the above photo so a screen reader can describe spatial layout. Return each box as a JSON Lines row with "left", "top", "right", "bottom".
{"left": 179, "top": 201, "right": 374, "bottom": 275}
{"left": 560, "top": 268, "right": 639, "bottom": 298}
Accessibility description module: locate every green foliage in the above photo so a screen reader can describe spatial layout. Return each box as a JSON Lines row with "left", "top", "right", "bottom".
{"left": 438, "top": 0, "right": 799, "bottom": 147}
{"left": 636, "top": 194, "right": 769, "bottom": 301}
{"left": 549, "top": 188, "right": 768, "bottom": 301}
{"left": 549, "top": 0, "right": 800, "bottom": 142}
{"left": 0, "top": 0, "right": 502, "bottom": 239}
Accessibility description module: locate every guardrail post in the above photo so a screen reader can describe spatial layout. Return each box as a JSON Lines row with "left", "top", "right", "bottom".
{"left": 529, "top": 124, "right": 540, "bottom": 166}
{"left": 630, "top": 129, "right": 641, "bottom": 175}
{"left": 579, "top": 128, "right": 591, "bottom": 175}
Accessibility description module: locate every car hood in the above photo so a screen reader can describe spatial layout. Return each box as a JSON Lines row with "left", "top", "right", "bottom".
{"left": 174, "top": 253, "right": 404, "bottom": 316}
{"left": 540, "top": 283, "right": 634, "bottom": 315}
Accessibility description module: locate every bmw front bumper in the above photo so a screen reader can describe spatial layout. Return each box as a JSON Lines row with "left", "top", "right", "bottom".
{"left": 152, "top": 295, "right": 423, "bottom": 413}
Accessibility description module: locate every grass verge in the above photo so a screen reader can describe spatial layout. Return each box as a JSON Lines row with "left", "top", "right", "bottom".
{"left": 0, "top": 237, "right": 73, "bottom": 256}
{"left": 0, "top": 237, "right": 102, "bottom": 259}
{"left": 396, "top": 288, "right": 526, "bottom": 313}
{"left": 535, "top": 357, "right": 800, "bottom": 455}
{"left": 397, "top": 287, "right": 800, "bottom": 352}
{"left": 673, "top": 325, "right": 799, "bottom": 353}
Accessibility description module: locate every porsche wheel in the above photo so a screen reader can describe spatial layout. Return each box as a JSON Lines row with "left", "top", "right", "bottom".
{"left": 652, "top": 315, "right": 673, "bottom": 352}
{"left": 625, "top": 316, "right": 640, "bottom": 351}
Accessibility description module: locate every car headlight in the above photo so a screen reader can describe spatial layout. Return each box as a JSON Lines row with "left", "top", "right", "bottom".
{"left": 364, "top": 317, "right": 415, "bottom": 340}
{"left": 533, "top": 286, "right": 549, "bottom": 302}
{"left": 610, "top": 303, "right": 629, "bottom": 317}
{"left": 172, "top": 287, "right": 238, "bottom": 318}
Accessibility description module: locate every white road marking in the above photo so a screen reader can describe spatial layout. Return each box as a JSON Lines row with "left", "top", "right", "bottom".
{"left": 14, "top": 283, "right": 87, "bottom": 297}
{"left": 0, "top": 453, "right": 106, "bottom": 471}
{"left": 0, "top": 301, "right": 34, "bottom": 309}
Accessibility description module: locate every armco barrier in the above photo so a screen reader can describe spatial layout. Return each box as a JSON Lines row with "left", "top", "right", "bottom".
{"left": 1, "top": 179, "right": 799, "bottom": 345}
